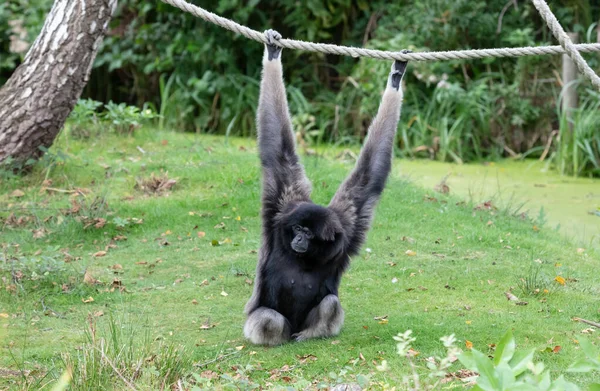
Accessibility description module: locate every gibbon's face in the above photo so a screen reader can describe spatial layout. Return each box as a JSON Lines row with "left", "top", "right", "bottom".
{"left": 282, "top": 203, "right": 343, "bottom": 260}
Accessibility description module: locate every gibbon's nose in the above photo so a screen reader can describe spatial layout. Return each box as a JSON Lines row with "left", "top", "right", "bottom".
{"left": 291, "top": 234, "right": 308, "bottom": 253}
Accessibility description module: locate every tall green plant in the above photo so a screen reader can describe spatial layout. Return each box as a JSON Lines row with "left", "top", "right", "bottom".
{"left": 554, "top": 88, "right": 600, "bottom": 176}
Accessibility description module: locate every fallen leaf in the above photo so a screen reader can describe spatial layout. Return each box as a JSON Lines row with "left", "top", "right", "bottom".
{"left": 32, "top": 228, "right": 48, "bottom": 239}
{"left": 93, "top": 310, "right": 104, "bottom": 317}
{"left": 94, "top": 218, "right": 106, "bottom": 229}
{"left": 407, "top": 348, "right": 419, "bottom": 357}
{"left": 220, "top": 290, "right": 228, "bottom": 297}
{"left": 197, "top": 231, "right": 206, "bottom": 238}
{"left": 191, "top": 299, "right": 198, "bottom": 305}
{"left": 82, "top": 297, "right": 94, "bottom": 303}
{"left": 554, "top": 276, "right": 566, "bottom": 286}
{"left": 297, "top": 354, "right": 318, "bottom": 363}
{"left": 200, "top": 321, "right": 215, "bottom": 330}
{"left": 10, "top": 189, "right": 25, "bottom": 198}
{"left": 235, "top": 345, "right": 245, "bottom": 351}
{"left": 200, "top": 370, "right": 218, "bottom": 379}
{"left": 111, "top": 278, "right": 124, "bottom": 291}
{"left": 465, "top": 340, "right": 473, "bottom": 350}
{"left": 552, "top": 345, "right": 561, "bottom": 354}
{"left": 505, "top": 291, "right": 519, "bottom": 301}
{"left": 0, "top": 313, "right": 9, "bottom": 318}
{"left": 93, "top": 251, "right": 107, "bottom": 258}
{"left": 83, "top": 271, "right": 99, "bottom": 285}
{"left": 405, "top": 250, "right": 417, "bottom": 256}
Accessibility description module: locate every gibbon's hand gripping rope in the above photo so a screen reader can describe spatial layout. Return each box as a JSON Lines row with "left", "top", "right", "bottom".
{"left": 161, "top": 0, "right": 600, "bottom": 90}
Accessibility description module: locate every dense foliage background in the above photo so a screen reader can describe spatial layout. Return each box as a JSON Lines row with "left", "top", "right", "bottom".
{"left": 1, "top": 0, "right": 599, "bottom": 174}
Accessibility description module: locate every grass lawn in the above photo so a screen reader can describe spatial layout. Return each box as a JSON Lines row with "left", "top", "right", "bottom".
{"left": 1, "top": 129, "right": 599, "bottom": 389}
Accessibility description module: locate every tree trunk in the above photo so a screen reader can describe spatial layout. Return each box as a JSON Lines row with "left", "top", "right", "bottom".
{"left": 0, "top": 0, "right": 117, "bottom": 165}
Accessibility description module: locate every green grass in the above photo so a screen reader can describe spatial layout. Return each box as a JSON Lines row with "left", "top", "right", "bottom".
{"left": 1, "top": 129, "right": 599, "bottom": 389}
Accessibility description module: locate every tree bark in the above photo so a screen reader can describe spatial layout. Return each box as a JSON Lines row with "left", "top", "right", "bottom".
{"left": 0, "top": 0, "right": 117, "bottom": 165}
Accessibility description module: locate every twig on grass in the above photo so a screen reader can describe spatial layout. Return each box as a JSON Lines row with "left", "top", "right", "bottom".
{"left": 573, "top": 317, "right": 600, "bottom": 328}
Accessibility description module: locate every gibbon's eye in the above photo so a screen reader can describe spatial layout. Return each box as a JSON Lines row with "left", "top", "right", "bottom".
{"left": 292, "top": 225, "right": 302, "bottom": 233}
{"left": 304, "top": 229, "right": 314, "bottom": 239}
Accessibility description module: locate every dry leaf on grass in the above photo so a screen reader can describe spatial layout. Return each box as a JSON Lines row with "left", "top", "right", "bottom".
{"left": 135, "top": 172, "right": 177, "bottom": 195}
{"left": 554, "top": 276, "right": 566, "bottom": 286}
{"left": 505, "top": 291, "right": 519, "bottom": 301}
{"left": 32, "top": 228, "right": 48, "bottom": 239}
{"left": 10, "top": 189, "right": 25, "bottom": 198}
{"left": 83, "top": 271, "right": 100, "bottom": 285}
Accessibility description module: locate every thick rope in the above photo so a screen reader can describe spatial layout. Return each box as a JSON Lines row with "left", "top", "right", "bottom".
{"left": 160, "top": 0, "right": 600, "bottom": 84}
{"left": 531, "top": 0, "right": 600, "bottom": 90}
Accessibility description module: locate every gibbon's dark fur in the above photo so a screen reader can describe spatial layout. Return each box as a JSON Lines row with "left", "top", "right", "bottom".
{"left": 244, "top": 30, "right": 409, "bottom": 345}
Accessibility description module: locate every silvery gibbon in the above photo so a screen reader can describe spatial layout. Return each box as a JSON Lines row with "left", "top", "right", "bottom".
{"left": 244, "top": 29, "right": 409, "bottom": 345}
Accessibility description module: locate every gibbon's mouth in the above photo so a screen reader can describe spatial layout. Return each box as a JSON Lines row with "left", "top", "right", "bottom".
{"left": 292, "top": 246, "right": 307, "bottom": 254}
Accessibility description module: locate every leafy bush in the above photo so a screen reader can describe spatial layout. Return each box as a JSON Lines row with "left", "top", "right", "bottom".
{"left": 103, "top": 101, "right": 159, "bottom": 134}
{"left": 384, "top": 329, "right": 600, "bottom": 390}
{"left": 66, "top": 100, "right": 159, "bottom": 136}
{"left": 68, "top": 98, "right": 103, "bottom": 139}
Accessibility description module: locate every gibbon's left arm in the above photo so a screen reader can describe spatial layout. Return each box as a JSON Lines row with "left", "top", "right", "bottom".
{"left": 257, "top": 30, "right": 312, "bottom": 234}
{"left": 329, "top": 57, "right": 409, "bottom": 256}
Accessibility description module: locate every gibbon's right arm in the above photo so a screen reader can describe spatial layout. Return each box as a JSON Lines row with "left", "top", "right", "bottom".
{"left": 329, "top": 56, "right": 409, "bottom": 256}
{"left": 245, "top": 30, "right": 312, "bottom": 316}
{"left": 257, "top": 29, "right": 312, "bottom": 234}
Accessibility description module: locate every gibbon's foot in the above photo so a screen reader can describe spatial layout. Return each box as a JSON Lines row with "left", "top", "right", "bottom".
{"left": 264, "top": 29, "right": 282, "bottom": 61}
{"left": 291, "top": 295, "right": 344, "bottom": 343}
{"left": 292, "top": 332, "right": 307, "bottom": 342}
{"left": 390, "top": 50, "right": 411, "bottom": 90}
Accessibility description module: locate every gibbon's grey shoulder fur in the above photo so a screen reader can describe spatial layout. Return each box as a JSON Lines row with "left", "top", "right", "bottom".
{"left": 244, "top": 29, "right": 409, "bottom": 346}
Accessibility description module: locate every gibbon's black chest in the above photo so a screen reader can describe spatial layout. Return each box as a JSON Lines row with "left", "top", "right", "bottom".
{"left": 260, "top": 254, "right": 337, "bottom": 332}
